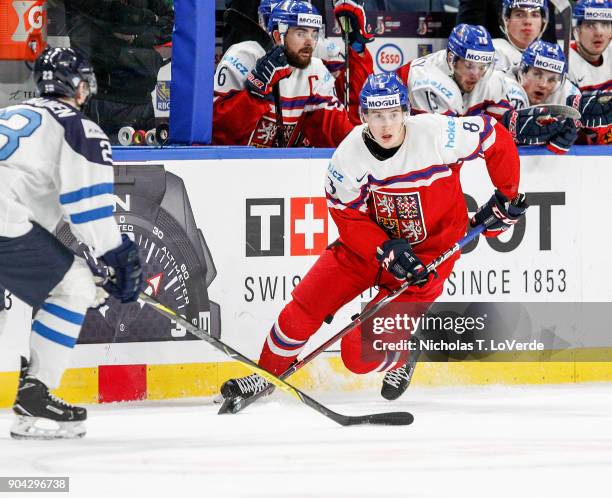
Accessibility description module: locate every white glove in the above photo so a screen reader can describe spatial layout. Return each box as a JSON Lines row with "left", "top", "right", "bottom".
{"left": 93, "top": 276, "right": 110, "bottom": 308}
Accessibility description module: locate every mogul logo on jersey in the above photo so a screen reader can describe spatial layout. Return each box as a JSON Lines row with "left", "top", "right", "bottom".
{"left": 246, "top": 197, "right": 328, "bottom": 257}
{"left": 10, "top": 0, "right": 45, "bottom": 42}
{"left": 585, "top": 8, "right": 612, "bottom": 20}
{"left": 156, "top": 82, "right": 170, "bottom": 112}
{"left": 366, "top": 94, "right": 401, "bottom": 109}
{"left": 533, "top": 55, "right": 564, "bottom": 74}
{"left": 464, "top": 50, "right": 494, "bottom": 65}
{"left": 297, "top": 13, "right": 322, "bottom": 29}
{"left": 372, "top": 191, "right": 427, "bottom": 245}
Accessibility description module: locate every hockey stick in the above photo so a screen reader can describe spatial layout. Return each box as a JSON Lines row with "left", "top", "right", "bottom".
{"left": 525, "top": 103, "right": 581, "bottom": 120}
{"left": 549, "top": 0, "right": 572, "bottom": 71}
{"left": 219, "top": 224, "right": 487, "bottom": 415}
{"left": 139, "top": 292, "right": 413, "bottom": 426}
{"left": 339, "top": 18, "right": 351, "bottom": 108}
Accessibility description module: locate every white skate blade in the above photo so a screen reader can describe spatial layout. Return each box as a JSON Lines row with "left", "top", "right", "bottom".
{"left": 212, "top": 393, "right": 224, "bottom": 404}
{"left": 10, "top": 415, "right": 86, "bottom": 440}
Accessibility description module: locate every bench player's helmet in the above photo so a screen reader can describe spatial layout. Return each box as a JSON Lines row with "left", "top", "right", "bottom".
{"left": 519, "top": 40, "right": 567, "bottom": 91}
{"left": 501, "top": 0, "right": 549, "bottom": 40}
{"left": 572, "top": 0, "right": 612, "bottom": 25}
{"left": 33, "top": 47, "right": 97, "bottom": 103}
{"left": 258, "top": 0, "right": 279, "bottom": 30}
{"left": 447, "top": 24, "right": 495, "bottom": 73}
{"left": 267, "top": 0, "right": 323, "bottom": 39}
{"left": 359, "top": 72, "right": 409, "bottom": 122}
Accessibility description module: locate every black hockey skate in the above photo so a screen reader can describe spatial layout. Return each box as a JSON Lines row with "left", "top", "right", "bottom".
{"left": 220, "top": 373, "right": 272, "bottom": 401}
{"left": 11, "top": 357, "right": 87, "bottom": 440}
{"left": 381, "top": 363, "right": 415, "bottom": 401}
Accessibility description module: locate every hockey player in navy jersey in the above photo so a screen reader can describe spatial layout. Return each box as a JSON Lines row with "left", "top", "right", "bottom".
{"left": 0, "top": 47, "right": 143, "bottom": 439}
{"left": 219, "top": 73, "right": 527, "bottom": 404}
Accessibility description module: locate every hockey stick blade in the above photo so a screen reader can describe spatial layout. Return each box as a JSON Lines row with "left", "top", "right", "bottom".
{"left": 526, "top": 104, "right": 581, "bottom": 120}
{"left": 140, "top": 293, "right": 414, "bottom": 426}
{"left": 220, "top": 224, "right": 488, "bottom": 416}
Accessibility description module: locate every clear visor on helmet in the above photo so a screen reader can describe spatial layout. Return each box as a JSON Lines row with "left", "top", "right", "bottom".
{"left": 83, "top": 72, "right": 97, "bottom": 96}
{"left": 520, "top": 66, "right": 565, "bottom": 93}
{"left": 359, "top": 105, "right": 406, "bottom": 125}
{"left": 577, "top": 19, "right": 612, "bottom": 32}
{"left": 449, "top": 55, "right": 494, "bottom": 77}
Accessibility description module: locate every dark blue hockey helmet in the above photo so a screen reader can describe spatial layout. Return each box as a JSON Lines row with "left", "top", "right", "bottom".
{"left": 447, "top": 24, "right": 495, "bottom": 66}
{"left": 258, "top": 0, "right": 280, "bottom": 30}
{"left": 573, "top": 0, "right": 612, "bottom": 25}
{"left": 33, "top": 46, "right": 97, "bottom": 101}
{"left": 359, "top": 72, "right": 409, "bottom": 119}
{"left": 519, "top": 40, "right": 567, "bottom": 91}
{"left": 501, "top": 0, "right": 549, "bottom": 39}
{"left": 267, "top": 0, "right": 322, "bottom": 36}
{"left": 520, "top": 40, "right": 567, "bottom": 75}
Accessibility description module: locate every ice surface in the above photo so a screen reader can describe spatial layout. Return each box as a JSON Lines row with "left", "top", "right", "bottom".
{"left": 1, "top": 384, "right": 611, "bottom": 498}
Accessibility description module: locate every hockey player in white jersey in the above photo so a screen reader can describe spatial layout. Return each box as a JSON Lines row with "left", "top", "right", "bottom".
{"left": 494, "top": 0, "right": 549, "bottom": 72}
{"left": 213, "top": 0, "right": 373, "bottom": 147}
{"left": 257, "top": 0, "right": 345, "bottom": 75}
{"left": 568, "top": 0, "right": 612, "bottom": 144}
{"left": 503, "top": 40, "right": 581, "bottom": 153}
{"left": 219, "top": 73, "right": 527, "bottom": 405}
{"left": 0, "top": 47, "right": 143, "bottom": 439}
{"left": 397, "top": 24, "right": 512, "bottom": 119}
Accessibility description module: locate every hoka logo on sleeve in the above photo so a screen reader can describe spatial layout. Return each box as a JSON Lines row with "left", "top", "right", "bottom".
{"left": 533, "top": 55, "right": 564, "bottom": 74}
{"left": 297, "top": 13, "right": 322, "bottom": 28}
{"left": 585, "top": 8, "right": 612, "bottom": 20}
{"left": 366, "top": 94, "right": 401, "bottom": 109}
{"left": 464, "top": 50, "right": 494, "bottom": 64}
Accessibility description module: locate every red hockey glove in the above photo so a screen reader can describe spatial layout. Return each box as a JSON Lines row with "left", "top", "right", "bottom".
{"left": 247, "top": 46, "right": 293, "bottom": 98}
{"left": 333, "top": 0, "right": 374, "bottom": 53}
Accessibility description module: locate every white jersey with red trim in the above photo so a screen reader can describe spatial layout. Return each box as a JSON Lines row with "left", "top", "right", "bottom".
{"left": 325, "top": 113, "right": 520, "bottom": 262}
{"left": 493, "top": 38, "right": 523, "bottom": 73}
{"left": 400, "top": 50, "right": 511, "bottom": 119}
{"left": 568, "top": 43, "right": 612, "bottom": 91}
{"left": 213, "top": 40, "right": 344, "bottom": 147}
{"left": 504, "top": 68, "right": 581, "bottom": 109}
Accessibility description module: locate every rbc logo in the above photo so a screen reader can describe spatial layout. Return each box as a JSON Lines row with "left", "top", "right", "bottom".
{"left": 376, "top": 44, "right": 404, "bottom": 72}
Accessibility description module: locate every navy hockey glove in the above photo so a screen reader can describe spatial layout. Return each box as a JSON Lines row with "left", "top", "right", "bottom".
{"left": 100, "top": 235, "right": 143, "bottom": 303}
{"left": 376, "top": 239, "right": 429, "bottom": 285}
{"left": 501, "top": 108, "right": 565, "bottom": 146}
{"left": 247, "top": 46, "right": 293, "bottom": 98}
{"left": 546, "top": 118, "right": 578, "bottom": 155}
{"left": 334, "top": 0, "right": 374, "bottom": 53}
{"left": 471, "top": 191, "right": 528, "bottom": 237}
{"left": 567, "top": 91, "right": 612, "bottom": 129}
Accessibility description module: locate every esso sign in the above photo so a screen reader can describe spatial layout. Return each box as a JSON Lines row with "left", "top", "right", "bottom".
{"left": 376, "top": 44, "right": 404, "bottom": 72}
